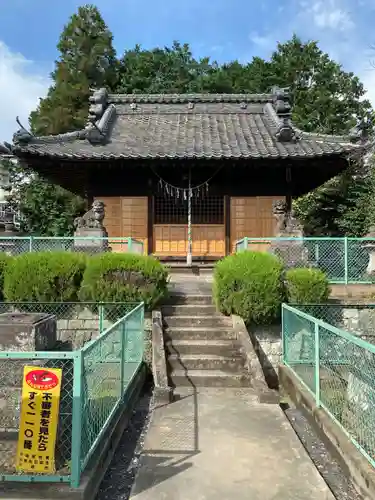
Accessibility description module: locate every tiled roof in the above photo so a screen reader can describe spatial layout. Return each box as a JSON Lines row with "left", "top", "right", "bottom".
{"left": 6, "top": 88, "right": 362, "bottom": 161}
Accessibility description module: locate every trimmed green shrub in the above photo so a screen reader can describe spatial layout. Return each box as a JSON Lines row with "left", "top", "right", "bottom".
{"left": 0, "top": 253, "right": 11, "bottom": 300}
{"left": 4, "top": 251, "right": 86, "bottom": 302}
{"left": 213, "top": 251, "right": 285, "bottom": 324}
{"left": 285, "top": 267, "right": 330, "bottom": 304}
{"left": 78, "top": 253, "right": 169, "bottom": 310}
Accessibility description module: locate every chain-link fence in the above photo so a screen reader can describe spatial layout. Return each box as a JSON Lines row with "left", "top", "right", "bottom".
{"left": 282, "top": 304, "right": 375, "bottom": 469}
{"left": 0, "top": 352, "right": 76, "bottom": 482}
{"left": 0, "top": 302, "right": 144, "bottom": 486}
{"left": 80, "top": 303, "right": 144, "bottom": 472}
{"left": 0, "top": 302, "right": 139, "bottom": 340}
{"left": 236, "top": 237, "right": 375, "bottom": 284}
{"left": 0, "top": 237, "right": 144, "bottom": 255}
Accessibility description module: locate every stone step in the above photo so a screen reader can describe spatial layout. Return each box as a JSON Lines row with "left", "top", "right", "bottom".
{"left": 164, "top": 294, "right": 213, "bottom": 305}
{"left": 162, "top": 304, "right": 219, "bottom": 316}
{"left": 169, "top": 369, "right": 251, "bottom": 388}
{"left": 163, "top": 264, "right": 215, "bottom": 275}
{"left": 168, "top": 353, "right": 244, "bottom": 372}
{"left": 164, "top": 326, "right": 236, "bottom": 341}
{"left": 164, "top": 315, "right": 232, "bottom": 328}
{"left": 165, "top": 339, "right": 238, "bottom": 356}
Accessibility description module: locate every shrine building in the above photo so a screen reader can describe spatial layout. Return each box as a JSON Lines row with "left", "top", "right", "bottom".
{"left": 4, "top": 87, "right": 361, "bottom": 260}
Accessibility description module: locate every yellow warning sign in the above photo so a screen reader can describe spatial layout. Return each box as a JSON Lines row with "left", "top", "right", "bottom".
{"left": 16, "top": 366, "right": 62, "bottom": 474}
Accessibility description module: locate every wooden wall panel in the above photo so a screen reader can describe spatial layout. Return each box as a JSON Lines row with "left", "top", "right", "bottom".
{"left": 95, "top": 196, "right": 148, "bottom": 253}
{"left": 230, "top": 196, "right": 285, "bottom": 252}
{"left": 154, "top": 224, "right": 225, "bottom": 257}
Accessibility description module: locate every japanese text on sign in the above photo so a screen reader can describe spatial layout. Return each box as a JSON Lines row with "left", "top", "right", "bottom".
{"left": 16, "top": 366, "right": 62, "bottom": 474}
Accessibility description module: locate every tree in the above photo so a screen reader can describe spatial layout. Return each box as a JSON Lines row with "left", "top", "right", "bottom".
{"left": 20, "top": 5, "right": 117, "bottom": 235}
{"left": 4, "top": 159, "right": 86, "bottom": 236}
{"left": 267, "top": 35, "right": 374, "bottom": 235}
{"left": 30, "top": 4, "right": 118, "bottom": 135}
{"left": 268, "top": 35, "right": 372, "bottom": 134}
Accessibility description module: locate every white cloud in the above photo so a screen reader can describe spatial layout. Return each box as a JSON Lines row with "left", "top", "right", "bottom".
{"left": 300, "top": 0, "right": 354, "bottom": 31}
{"left": 0, "top": 41, "right": 49, "bottom": 142}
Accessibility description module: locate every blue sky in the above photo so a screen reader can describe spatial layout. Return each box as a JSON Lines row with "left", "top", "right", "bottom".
{"left": 1, "top": 0, "right": 375, "bottom": 140}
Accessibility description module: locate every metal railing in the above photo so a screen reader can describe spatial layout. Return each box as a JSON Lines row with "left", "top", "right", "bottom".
{"left": 282, "top": 303, "right": 375, "bottom": 469}
{"left": 0, "top": 302, "right": 144, "bottom": 486}
{"left": 235, "top": 236, "right": 375, "bottom": 284}
{"left": 0, "top": 236, "right": 144, "bottom": 255}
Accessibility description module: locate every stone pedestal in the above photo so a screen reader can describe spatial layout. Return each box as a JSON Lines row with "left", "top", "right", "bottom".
{"left": 73, "top": 227, "right": 109, "bottom": 253}
{"left": 0, "top": 313, "right": 57, "bottom": 431}
{"left": 363, "top": 242, "right": 375, "bottom": 275}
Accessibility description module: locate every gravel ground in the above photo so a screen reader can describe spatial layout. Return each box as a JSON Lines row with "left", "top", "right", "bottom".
{"left": 283, "top": 405, "right": 362, "bottom": 500}
{"left": 96, "top": 385, "right": 154, "bottom": 500}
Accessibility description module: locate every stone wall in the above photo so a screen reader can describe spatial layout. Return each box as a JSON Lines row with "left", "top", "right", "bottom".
{"left": 248, "top": 325, "right": 282, "bottom": 389}
{"left": 55, "top": 307, "right": 152, "bottom": 353}
{"left": 249, "top": 307, "right": 375, "bottom": 389}
{"left": 342, "top": 307, "right": 375, "bottom": 344}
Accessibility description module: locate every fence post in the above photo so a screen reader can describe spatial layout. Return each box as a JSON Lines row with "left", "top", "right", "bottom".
{"left": 120, "top": 320, "right": 128, "bottom": 397}
{"left": 140, "top": 303, "right": 145, "bottom": 361}
{"left": 314, "top": 322, "right": 320, "bottom": 407}
{"left": 244, "top": 237, "right": 249, "bottom": 250}
{"left": 29, "top": 236, "right": 33, "bottom": 252}
{"left": 128, "top": 237, "right": 133, "bottom": 253}
{"left": 70, "top": 352, "right": 83, "bottom": 487}
{"left": 344, "top": 237, "right": 348, "bottom": 285}
{"left": 281, "top": 305, "right": 287, "bottom": 364}
{"left": 99, "top": 304, "right": 104, "bottom": 334}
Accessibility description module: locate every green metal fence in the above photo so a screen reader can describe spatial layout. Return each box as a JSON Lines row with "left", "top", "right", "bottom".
{"left": 282, "top": 303, "right": 375, "bottom": 469}
{"left": 235, "top": 236, "right": 375, "bottom": 284}
{"left": 0, "top": 236, "right": 144, "bottom": 255}
{"left": 0, "top": 302, "right": 144, "bottom": 486}
{"left": 0, "top": 301, "right": 140, "bottom": 335}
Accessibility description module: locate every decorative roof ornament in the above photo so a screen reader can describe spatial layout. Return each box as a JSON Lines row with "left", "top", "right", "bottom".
{"left": 272, "top": 87, "right": 296, "bottom": 142}
{"left": 272, "top": 87, "right": 292, "bottom": 117}
{"left": 0, "top": 143, "right": 12, "bottom": 155}
{"left": 85, "top": 88, "right": 115, "bottom": 144}
{"left": 12, "top": 117, "right": 34, "bottom": 145}
{"left": 349, "top": 117, "right": 373, "bottom": 143}
{"left": 87, "top": 88, "right": 108, "bottom": 125}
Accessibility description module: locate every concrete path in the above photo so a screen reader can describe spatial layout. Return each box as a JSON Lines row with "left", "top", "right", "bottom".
{"left": 130, "top": 387, "right": 334, "bottom": 500}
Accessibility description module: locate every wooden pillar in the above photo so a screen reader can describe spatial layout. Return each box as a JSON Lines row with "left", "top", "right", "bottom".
{"left": 147, "top": 195, "right": 154, "bottom": 255}
{"left": 286, "top": 165, "right": 292, "bottom": 210}
{"left": 224, "top": 195, "right": 231, "bottom": 255}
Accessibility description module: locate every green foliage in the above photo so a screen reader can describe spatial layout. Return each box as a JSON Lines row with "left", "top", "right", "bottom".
{"left": 294, "top": 161, "right": 375, "bottom": 237}
{"left": 213, "top": 251, "right": 285, "bottom": 324}
{"left": 30, "top": 4, "right": 117, "bottom": 135}
{"left": 79, "top": 253, "right": 169, "bottom": 310}
{"left": 269, "top": 35, "right": 372, "bottom": 135}
{"left": 5, "top": 163, "right": 86, "bottom": 235}
{"left": 285, "top": 268, "right": 330, "bottom": 304}
{"left": 0, "top": 254, "right": 11, "bottom": 300}
{"left": 4, "top": 252, "right": 86, "bottom": 302}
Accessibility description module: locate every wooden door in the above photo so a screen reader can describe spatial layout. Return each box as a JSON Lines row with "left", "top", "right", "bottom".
{"left": 153, "top": 224, "right": 225, "bottom": 257}
{"left": 230, "top": 196, "right": 285, "bottom": 252}
{"left": 96, "top": 196, "right": 148, "bottom": 253}
{"left": 153, "top": 194, "right": 225, "bottom": 257}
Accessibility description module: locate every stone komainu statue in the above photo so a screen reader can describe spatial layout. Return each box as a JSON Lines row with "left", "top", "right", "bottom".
{"left": 74, "top": 200, "right": 105, "bottom": 230}
{"left": 272, "top": 199, "right": 288, "bottom": 235}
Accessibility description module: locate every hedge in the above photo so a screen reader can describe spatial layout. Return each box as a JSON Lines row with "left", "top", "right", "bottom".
{"left": 0, "top": 253, "right": 11, "bottom": 300}
{"left": 213, "top": 251, "right": 285, "bottom": 324}
{"left": 4, "top": 251, "right": 86, "bottom": 302}
{"left": 285, "top": 267, "right": 330, "bottom": 304}
{"left": 78, "top": 253, "right": 168, "bottom": 310}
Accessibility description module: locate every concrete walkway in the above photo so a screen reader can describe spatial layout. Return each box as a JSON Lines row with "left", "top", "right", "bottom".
{"left": 130, "top": 387, "right": 334, "bottom": 500}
